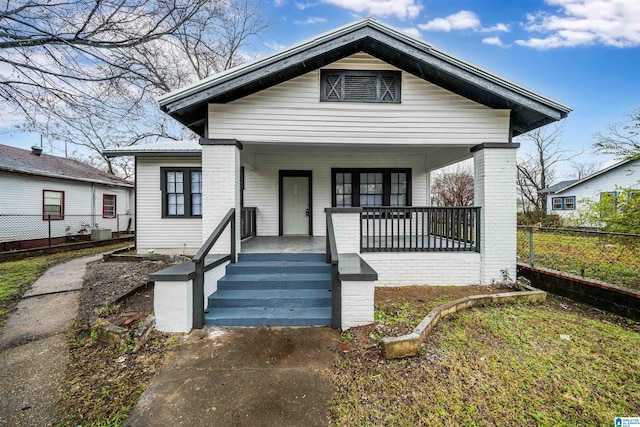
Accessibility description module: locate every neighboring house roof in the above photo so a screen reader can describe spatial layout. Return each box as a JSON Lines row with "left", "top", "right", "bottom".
{"left": 103, "top": 140, "right": 202, "bottom": 158}
{"left": 0, "top": 144, "right": 134, "bottom": 187}
{"left": 539, "top": 180, "right": 578, "bottom": 194}
{"left": 158, "top": 18, "right": 571, "bottom": 137}
{"left": 541, "top": 158, "right": 639, "bottom": 195}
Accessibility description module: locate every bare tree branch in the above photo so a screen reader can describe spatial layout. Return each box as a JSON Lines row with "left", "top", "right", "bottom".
{"left": 431, "top": 162, "right": 474, "bottom": 207}
{"left": 593, "top": 107, "right": 640, "bottom": 161}
{"left": 515, "top": 123, "right": 568, "bottom": 215}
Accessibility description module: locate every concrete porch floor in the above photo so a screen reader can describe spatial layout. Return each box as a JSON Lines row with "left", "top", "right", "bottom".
{"left": 241, "top": 236, "right": 326, "bottom": 253}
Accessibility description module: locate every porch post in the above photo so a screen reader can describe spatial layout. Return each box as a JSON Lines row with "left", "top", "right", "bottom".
{"left": 201, "top": 139, "right": 242, "bottom": 260}
{"left": 472, "top": 142, "right": 519, "bottom": 284}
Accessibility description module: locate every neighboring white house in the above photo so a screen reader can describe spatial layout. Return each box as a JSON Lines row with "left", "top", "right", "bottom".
{"left": 105, "top": 19, "right": 571, "bottom": 331}
{"left": 0, "top": 144, "right": 135, "bottom": 250}
{"left": 542, "top": 159, "right": 640, "bottom": 223}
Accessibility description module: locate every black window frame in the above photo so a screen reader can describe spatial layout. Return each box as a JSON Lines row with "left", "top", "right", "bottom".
{"left": 161, "top": 167, "right": 203, "bottom": 218}
{"left": 331, "top": 168, "right": 412, "bottom": 208}
{"left": 320, "top": 70, "right": 401, "bottom": 103}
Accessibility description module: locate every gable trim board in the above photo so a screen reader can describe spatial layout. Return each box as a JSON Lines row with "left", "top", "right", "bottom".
{"left": 159, "top": 19, "right": 570, "bottom": 137}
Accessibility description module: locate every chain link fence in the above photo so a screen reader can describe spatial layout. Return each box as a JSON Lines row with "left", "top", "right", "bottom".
{"left": 0, "top": 214, "right": 134, "bottom": 252}
{"left": 517, "top": 226, "right": 640, "bottom": 291}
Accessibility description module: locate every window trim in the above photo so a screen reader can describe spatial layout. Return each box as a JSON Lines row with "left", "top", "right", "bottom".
{"left": 551, "top": 196, "right": 576, "bottom": 211}
{"left": 320, "top": 69, "right": 402, "bottom": 103}
{"left": 42, "top": 189, "right": 65, "bottom": 220}
{"left": 160, "top": 167, "right": 203, "bottom": 218}
{"left": 331, "top": 168, "right": 412, "bottom": 208}
{"left": 102, "top": 194, "right": 117, "bottom": 218}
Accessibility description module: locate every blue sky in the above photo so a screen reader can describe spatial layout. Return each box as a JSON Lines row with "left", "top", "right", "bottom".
{"left": 3, "top": 0, "right": 639, "bottom": 180}
{"left": 258, "top": 0, "right": 639, "bottom": 178}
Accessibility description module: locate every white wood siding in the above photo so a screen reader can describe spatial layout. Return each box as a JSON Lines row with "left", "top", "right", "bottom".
{"left": 243, "top": 151, "right": 428, "bottom": 236}
{"left": 547, "top": 160, "right": 640, "bottom": 220}
{"left": 0, "top": 171, "right": 133, "bottom": 243}
{"left": 208, "top": 53, "right": 510, "bottom": 145}
{"left": 136, "top": 157, "right": 202, "bottom": 254}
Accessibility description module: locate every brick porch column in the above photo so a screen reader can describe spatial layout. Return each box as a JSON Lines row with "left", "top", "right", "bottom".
{"left": 472, "top": 142, "right": 519, "bottom": 284}
{"left": 200, "top": 139, "right": 241, "bottom": 259}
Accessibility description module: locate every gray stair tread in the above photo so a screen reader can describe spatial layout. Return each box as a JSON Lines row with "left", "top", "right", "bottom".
{"left": 210, "top": 289, "right": 331, "bottom": 299}
{"left": 238, "top": 253, "right": 325, "bottom": 261}
{"left": 219, "top": 273, "right": 331, "bottom": 281}
{"left": 229, "top": 261, "right": 330, "bottom": 267}
{"left": 206, "top": 307, "right": 331, "bottom": 319}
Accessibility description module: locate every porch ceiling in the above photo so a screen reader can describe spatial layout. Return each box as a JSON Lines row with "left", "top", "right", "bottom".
{"left": 240, "top": 142, "right": 473, "bottom": 172}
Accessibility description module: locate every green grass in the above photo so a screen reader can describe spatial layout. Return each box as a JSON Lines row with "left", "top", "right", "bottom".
{"left": 517, "top": 229, "right": 640, "bottom": 291}
{"left": 331, "top": 299, "right": 640, "bottom": 426}
{"left": 0, "top": 243, "right": 129, "bottom": 324}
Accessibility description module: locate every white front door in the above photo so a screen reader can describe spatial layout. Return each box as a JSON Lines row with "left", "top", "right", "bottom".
{"left": 283, "top": 176, "right": 310, "bottom": 235}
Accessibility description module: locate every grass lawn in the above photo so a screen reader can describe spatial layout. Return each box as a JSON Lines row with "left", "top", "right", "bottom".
{"left": 331, "top": 287, "right": 640, "bottom": 426}
{"left": 517, "top": 229, "right": 640, "bottom": 291}
{"left": 0, "top": 243, "right": 130, "bottom": 325}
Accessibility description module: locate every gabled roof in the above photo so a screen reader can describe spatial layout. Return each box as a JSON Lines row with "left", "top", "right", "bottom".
{"left": 539, "top": 180, "right": 578, "bottom": 194}
{"left": 159, "top": 18, "right": 571, "bottom": 137}
{"left": 542, "top": 158, "right": 639, "bottom": 194}
{"left": 0, "top": 144, "right": 133, "bottom": 187}
{"left": 103, "top": 140, "right": 202, "bottom": 157}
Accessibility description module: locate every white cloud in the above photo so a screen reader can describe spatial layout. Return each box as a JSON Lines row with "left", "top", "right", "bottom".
{"left": 263, "top": 41, "right": 287, "bottom": 51}
{"left": 481, "top": 23, "right": 510, "bottom": 32}
{"left": 516, "top": 0, "right": 640, "bottom": 48}
{"left": 294, "top": 16, "right": 327, "bottom": 25}
{"left": 418, "top": 10, "right": 481, "bottom": 32}
{"left": 320, "top": 0, "right": 422, "bottom": 20}
{"left": 295, "top": 1, "right": 318, "bottom": 10}
{"left": 401, "top": 27, "right": 421, "bottom": 38}
{"left": 273, "top": 0, "right": 286, "bottom": 6}
{"left": 482, "top": 36, "right": 508, "bottom": 47}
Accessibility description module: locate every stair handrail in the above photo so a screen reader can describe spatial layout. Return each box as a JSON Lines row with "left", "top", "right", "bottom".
{"left": 325, "top": 210, "right": 341, "bottom": 329}
{"left": 192, "top": 208, "right": 236, "bottom": 329}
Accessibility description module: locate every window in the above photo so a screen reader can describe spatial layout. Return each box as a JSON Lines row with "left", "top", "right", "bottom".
{"left": 320, "top": 70, "right": 401, "bottom": 103}
{"left": 551, "top": 196, "right": 576, "bottom": 210}
{"left": 161, "top": 168, "right": 202, "bottom": 218}
{"left": 103, "top": 194, "right": 116, "bottom": 218}
{"left": 332, "top": 168, "right": 411, "bottom": 207}
{"left": 43, "top": 190, "right": 64, "bottom": 220}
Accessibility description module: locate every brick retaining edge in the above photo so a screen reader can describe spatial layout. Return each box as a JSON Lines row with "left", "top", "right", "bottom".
{"left": 517, "top": 263, "right": 640, "bottom": 321}
{"left": 381, "top": 286, "right": 547, "bottom": 359}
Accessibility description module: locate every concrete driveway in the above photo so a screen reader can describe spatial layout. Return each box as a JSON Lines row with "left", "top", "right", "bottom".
{"left": 126, "top": 327, "right": 340, "bottom": 427}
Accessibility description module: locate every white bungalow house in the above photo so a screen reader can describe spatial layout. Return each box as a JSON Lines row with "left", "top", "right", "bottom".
{"left": 0, "top": 144, "right": 134, "bottom": 251}
{"left": 104, "top": 19, "right": 570, "bottom": 332}
{"left": 541, "top": 158, "right": 640, "bottom": 223}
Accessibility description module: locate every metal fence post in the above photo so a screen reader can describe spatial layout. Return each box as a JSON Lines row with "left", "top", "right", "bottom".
{"left": 48, "top": 214, "right": 52, "bottom": 247}
{"left": 529, "top": 226, "right": 534, "bottom": 266}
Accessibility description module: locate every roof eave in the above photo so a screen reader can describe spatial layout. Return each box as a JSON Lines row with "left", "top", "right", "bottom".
{"left": 0, "top": 166, "right": 134, "bottom": 187}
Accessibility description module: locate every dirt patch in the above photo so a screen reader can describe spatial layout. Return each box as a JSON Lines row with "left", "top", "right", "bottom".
{"left": 54, "top": 259, "right": 181, "bottom": 426}
{"left": 78, "top": 259, "right": 176, "bottom": 323}
{"left": 368, "top": 284, "right": 513, "bottom": 338}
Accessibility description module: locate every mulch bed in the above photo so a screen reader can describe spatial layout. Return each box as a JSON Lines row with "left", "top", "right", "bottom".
{"left": 54, "top": 259, "right": 181, "bottom": 426}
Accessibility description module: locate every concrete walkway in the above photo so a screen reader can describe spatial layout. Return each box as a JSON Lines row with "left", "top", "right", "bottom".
{"left": 0, "top": 254, "right": 102, "bottom": 427}
{"left": 126, "top": 327, "right": 340, "bottom": 427}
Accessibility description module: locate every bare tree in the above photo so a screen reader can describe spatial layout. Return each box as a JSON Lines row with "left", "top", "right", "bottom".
{"left": 431, "top": 162, "right": 474, "bottom": 206}
{"left": 516, "top": 124, "right": 567, "bottom": 215}
{"left": 570, "top": 161, "right": 600, "bottom": 180}
{"left": 2, "top": 0, "right": 268, "bottom": 176}
{"left": 593, "top": 107, "right": 640, "bottom": 161}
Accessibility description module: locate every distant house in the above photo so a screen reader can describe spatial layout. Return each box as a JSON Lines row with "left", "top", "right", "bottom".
{"left": 0, "top": 144, "right": 135, "bottom": 250}
{"left": 541, "top": 159, "right": 640, "bottom": 222}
